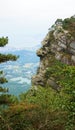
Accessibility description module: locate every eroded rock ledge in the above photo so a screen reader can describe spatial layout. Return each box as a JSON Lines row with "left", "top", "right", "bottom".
{"left": 32, "top": 16, "right": 75, "bottom": 89}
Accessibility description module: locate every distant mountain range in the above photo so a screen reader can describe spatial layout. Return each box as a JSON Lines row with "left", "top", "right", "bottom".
{"left": 0, "top": 44, "right": 41, "bottom": 52}
{"left": 0, "top": 48, "right": 39, "bottom": 96}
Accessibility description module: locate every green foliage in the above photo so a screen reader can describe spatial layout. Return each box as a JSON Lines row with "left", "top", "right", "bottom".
{"left": 57, "top": 28, "right": 64, "bottom": 33}
{"left": 0, "top": 87, "right": 67, "bottom": 130}
{"left": 0, "top": 116, "right": 10, "bottom": 130}
{"left": 0, "top": 83, "right": 75, "bottom": 130}
{"left": 0, "top": 53, "right": 18, "bottom": 63}
{"left": 0, "top": 87, "right": 8, "bottom": 93}
{"left": 55, "top": 19, "right": 62, "bottom": 24}
{"left": 0, "top": 71, "right": 3, "bottom": 75}
{"left": 62, "top": 17, "right": 75, "bottom": 38}
{"left": 0, "top": 94, "right": 18, "bottom": 105}
{"left": 0, "top": 36, "right": 18, "bottom": 108}
{"left": 20, "top": 87, "right": 58, "bottom": 110}
{"left": 45, "top": 59, "right": 75, "bottom": 129}
{"left": 0, "top": 37, "right": 8, "bottom": 47}
{"left": 0, "top": 77, "right": 8, "bottom": 84}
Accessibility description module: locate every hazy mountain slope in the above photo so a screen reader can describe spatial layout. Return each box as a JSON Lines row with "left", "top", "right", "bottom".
{"left": 0, "top": 49, "right": 39, "bottom": 95}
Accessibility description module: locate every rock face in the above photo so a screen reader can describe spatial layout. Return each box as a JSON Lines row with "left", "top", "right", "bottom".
{"left": 32, "top": 16, "right": 75, "bottom": 89}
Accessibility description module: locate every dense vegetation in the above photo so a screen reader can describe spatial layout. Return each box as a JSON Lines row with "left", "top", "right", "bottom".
{"left": 0, "top": 59, "right": 75, "bottom": 130}
{"left": 0, "top": 17, "right": 75, "bottom": 129}
{"left": 55, "top": 16, "right": 75, "bottom": 38}
{"left": 62, "top": 16, "right": 75, "bottom": 34}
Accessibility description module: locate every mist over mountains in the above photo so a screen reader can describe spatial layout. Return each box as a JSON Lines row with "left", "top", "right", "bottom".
{"left": 0, "top": 44, "right": 41, "bottom": 52}
{"left": 0, "top": 47, "right": 39, "bottom": 95}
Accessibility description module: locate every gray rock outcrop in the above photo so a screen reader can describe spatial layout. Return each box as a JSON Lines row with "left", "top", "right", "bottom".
{"left": 32, "top": 16, "right": 75, "bottom": 89}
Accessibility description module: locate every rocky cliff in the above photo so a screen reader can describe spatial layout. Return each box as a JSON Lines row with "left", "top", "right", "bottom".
{"left": 32, "top": 16, "right": 75, "bottom": 90}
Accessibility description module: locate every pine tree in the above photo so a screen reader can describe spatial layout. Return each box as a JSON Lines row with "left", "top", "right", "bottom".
{"left": 0, "top": 37, "right": 18, "bottom": 106}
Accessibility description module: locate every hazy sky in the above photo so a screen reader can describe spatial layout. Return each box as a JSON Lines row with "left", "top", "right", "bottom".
{"left": 0, "top": 0, "right": 75, "bottom": 48}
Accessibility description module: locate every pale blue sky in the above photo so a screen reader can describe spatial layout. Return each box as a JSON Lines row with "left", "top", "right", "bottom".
{"left": 0, "top": 0, "right": 75, "bottom": 48}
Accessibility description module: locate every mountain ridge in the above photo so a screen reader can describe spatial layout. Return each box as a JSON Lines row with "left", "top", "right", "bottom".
{"left": 0, "top": 44, "right": 41, "bottom": 52}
